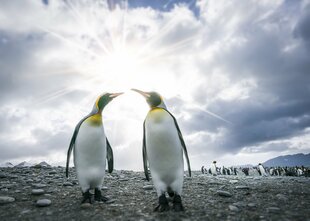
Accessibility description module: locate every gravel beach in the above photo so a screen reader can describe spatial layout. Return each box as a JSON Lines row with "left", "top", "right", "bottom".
{"left": 0, "top": 167, "right": 309, "bottom": 221}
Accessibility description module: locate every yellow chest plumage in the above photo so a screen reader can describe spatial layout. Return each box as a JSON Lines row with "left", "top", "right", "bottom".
{"left": 85, "top": 114, "right": 102, "bottom": 126}
{"left": 147, "top": 108, "right": 167, "bottom": 123}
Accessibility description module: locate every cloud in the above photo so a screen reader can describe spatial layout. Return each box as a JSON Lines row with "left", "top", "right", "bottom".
{"left": 0, "top": 0, "right": 309, "bottom": 169}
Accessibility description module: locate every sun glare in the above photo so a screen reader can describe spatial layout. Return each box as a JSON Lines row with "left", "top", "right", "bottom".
{"left": 38, "top": 0, "right": 201, "bottom": 113}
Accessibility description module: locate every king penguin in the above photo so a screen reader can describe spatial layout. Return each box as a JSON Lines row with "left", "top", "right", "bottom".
{"left": 258, "top": 163, "right": 267, "bottom": 176}
{"left": 66, "top": 92, "right": 123, "bottom": 204}
{"left": 132, "top": 89, "right": 191, "bottom": 212}
{"left": 210, "top": 161, "right": 217, "bottom": 176}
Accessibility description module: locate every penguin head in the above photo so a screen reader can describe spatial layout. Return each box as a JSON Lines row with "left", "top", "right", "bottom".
{"left": 93, "top": 92, "right": 123, "bottom": 113}
{"left": 131, "top": 89, "right": 166, "bottom": 109}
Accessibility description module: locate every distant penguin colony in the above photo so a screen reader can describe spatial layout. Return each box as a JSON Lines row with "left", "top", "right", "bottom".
{"left": 66, "top": 92, "right": 122, "bottom": 204}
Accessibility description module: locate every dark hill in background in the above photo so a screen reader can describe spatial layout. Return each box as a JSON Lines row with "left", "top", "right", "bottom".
{"left": 263, "top": 153, "right": 310, "bottom": 167}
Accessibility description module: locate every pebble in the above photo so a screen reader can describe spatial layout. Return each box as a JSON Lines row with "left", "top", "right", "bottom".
{"left": 119, "top": 178, "right": 129, "bottom": 182}
{"left": 9, "top": 175, "right": 18, "bottom": 179}
{"left": 247, "top": 203, "right": 256, "bottom": 208}
{"left": 0, "top": 173, "right": 7, "bottom": 178}
{"left": 46, "top": 211, "right": 53, "bottom": 216}
{"left": 276, "top": 193, "right": 288, "bottom": 201}
{"left": 36, "top": 199, "right": 52, "bottom": 207}
{"left": 105, "top": 199, "right": 116, "bottom": 204}
{"left": 236, "top": 185, "right": 250, "bottom": 190}
{"left": 142, "top": 185, "right": 154, "bottom": 190}
{"left": 216, "top": 190, "right": 232, "bottom": 197}
{"left": 229, "top": 180, "right": 238, "bottom": 184}
{"left": 63, "top": 182, "right": 73, "bottom": 186}
{"left": 48, "top": 171, "right": 57, "bottom": 175}
{"left": 209, "top": 181, "right": 221, "bottom": 185}
{"left": 32, "top": 183, "right": 47, "bottom": 188}
{"left": 229, "top": 205, "right": 239, "bottom": 212}
{"left": 1, "top": 188, "right": 9, "bottom": 192}
{"left": 5, "top": 184, "right": 15, "bottom": 189}
{"left": 72, "top": 180, "right": 78, "bottom": 185}
{"left": 101, "top": 186, "right": 109, "bottom": 190}
{"left": 20, "top": 209, "right": 31, "bottom": 215}
{"left": 267, "top": 207, "right": 280, "bottom": 213}
{"left": 31, "top": 189, "right": 45, "bottom": 195}
{"left": 0, "top": 196, "right": 15, "bottom": 204}
{"left": 233, "top": 201, "right": 246, "bottom": 208}
{"left": 80, "top": 203, "right": 92, "bottom": 209}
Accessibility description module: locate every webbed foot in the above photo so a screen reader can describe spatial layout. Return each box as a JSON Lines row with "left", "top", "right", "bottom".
{"left": 172, "top": 194, "right": 184, "bottom": 212}
{"left": 94, "top": 188, "right": 115, "bottom": 204}
{"left": 154, "top": 194, "right": 170, "bottom": 212}
{"left": 81, "top": 190, "right": 93, "bottom": 204}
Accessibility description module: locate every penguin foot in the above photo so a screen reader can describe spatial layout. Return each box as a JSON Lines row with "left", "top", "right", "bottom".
{"left": 172, "top": 195, "right": 184, "bottom": 212}
{"left": 154, "top": 194, "right": 170, "bottom": 212}
{"left": 94, "top": 188, "right": 115, "bottom": 204}
{"left": 81, "top": 190, "right": 94, "bottom": 204}
{"left": 167, "top": 188, "right": 175, "bottom": 198}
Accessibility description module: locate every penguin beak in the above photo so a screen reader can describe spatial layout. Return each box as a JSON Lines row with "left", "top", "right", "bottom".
{"left": 109, "top": 92, "right": 124, "bottom": 98}
{"left": 131, "top": 89, "right": 150, "bottom": 98}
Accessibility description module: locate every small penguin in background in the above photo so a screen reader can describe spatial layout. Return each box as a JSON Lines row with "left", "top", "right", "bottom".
{"left": 66, "top": 92, "right": 123, "bottom": 204}
{"left": 258, "top": 163, "right": 267, "bottom": 176}
{"left": 221, "top": 166, "right": 226, "bottom": 175}
{"left": 269, "top": 167, "right": 274, "bottom": 176}
{"left": 210, "top": 161, "right": 217, "bottom": 176}
{"left": 132, "top": 89, "right": 191, "bottom": 212}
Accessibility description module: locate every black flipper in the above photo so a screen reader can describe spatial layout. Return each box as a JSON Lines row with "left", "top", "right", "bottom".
{"left": 165, "top": 109, "right": 192, "bottom": 177}
{"left": 106, "top": 138, "right": 114, "bottom": 173}
{"left": 142, "top": 120, "right": 150, "bottom": 181}
{"left": 66, "top": 113, "right": 92, "bottom": 178}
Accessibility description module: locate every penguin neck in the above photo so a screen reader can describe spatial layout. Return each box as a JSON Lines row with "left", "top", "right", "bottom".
{"left": 86, "top": 107, "right": 103, "bottom": 126}
{"left": 86, "top": 112, "right": 102, "bottom": 126}
{"left": 151, "top": 102, "right": 167, "bottom": 110}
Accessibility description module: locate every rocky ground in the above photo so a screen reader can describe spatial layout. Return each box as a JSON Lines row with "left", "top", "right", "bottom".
{"left": 0, "top": 167, "right": 309, "bottom": 221}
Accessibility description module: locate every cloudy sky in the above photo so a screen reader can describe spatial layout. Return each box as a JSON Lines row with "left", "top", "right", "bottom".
{"left": 0, "top": 0, "right": 309, "bottom": 170}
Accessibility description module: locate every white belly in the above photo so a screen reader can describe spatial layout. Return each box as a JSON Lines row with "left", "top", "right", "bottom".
{"left": 74, "top": 122, "right": 106, "bottom": 191}
{"left": 211, "top": 164, "right": 217, "bottom": 175}
{"left": 145, "top": 110, "right": 184, "bottom": 194}
{"left": 259, "top": 165, "right": 266, "bottom": 176}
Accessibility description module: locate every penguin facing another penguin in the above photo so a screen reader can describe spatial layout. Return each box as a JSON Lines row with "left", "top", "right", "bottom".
{"left": 66, "top": 92, "right": 122, "bottom": 204}
{"left": 132, "top": 89, "right": 191, "bottom": 212}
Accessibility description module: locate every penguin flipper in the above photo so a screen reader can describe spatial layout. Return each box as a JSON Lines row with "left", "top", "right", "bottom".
{"left": 66, "top": 126, "right": 79, "bottom": 178}
{"left": 106, "top": 138, "right": 114, "bottom": 173}
{"left": 143, "top": 120, "right": 150, "bottom": 181}
{"left": 165, "top": 110, "right": 192, "bottom": 177}
{"left": 66, "top": 114, "right": 92, "bottom": 178}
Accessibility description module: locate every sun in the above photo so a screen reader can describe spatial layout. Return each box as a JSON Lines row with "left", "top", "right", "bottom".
{"left": 36, "top": 0, "right": 199, "bottom": 109}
